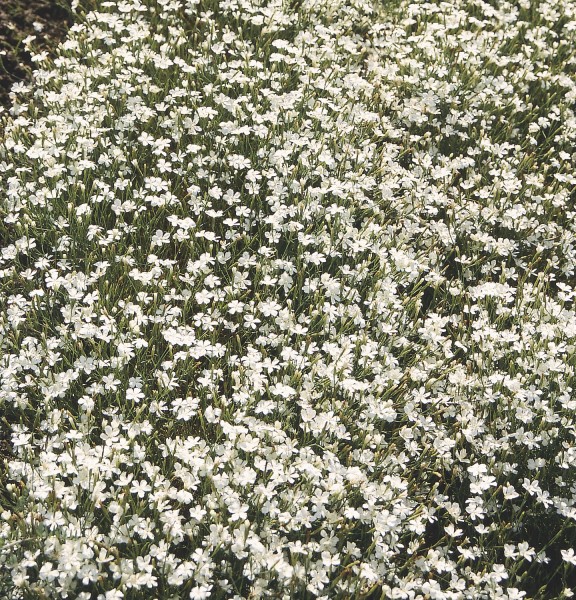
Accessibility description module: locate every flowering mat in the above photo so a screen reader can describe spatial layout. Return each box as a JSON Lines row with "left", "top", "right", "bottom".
{"left": 1, "top": 0, "right": 576, "bottom": 598}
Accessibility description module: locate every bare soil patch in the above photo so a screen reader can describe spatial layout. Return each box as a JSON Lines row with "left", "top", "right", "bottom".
{"left": 0, "top": 0, "right": 74, "bottom": 107}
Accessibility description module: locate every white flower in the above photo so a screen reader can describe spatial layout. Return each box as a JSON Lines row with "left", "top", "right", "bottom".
{"left": 130, "top": 480, "right": 152, "bottom": 499}
{"left": 126, "top": 388, "right": 145, "bottom": 403}
{"left": 189, "top": 585, "right": 212, "bottom": 600}
{"left": 561, "top": 549, "right": 576, "bottom": 566}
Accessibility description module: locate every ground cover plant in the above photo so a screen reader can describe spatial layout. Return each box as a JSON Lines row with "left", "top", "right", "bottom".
{"left": 0, "top": 0, "right": 576, "bottom": 597}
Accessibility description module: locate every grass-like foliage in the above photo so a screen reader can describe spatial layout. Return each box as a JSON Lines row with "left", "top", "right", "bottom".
{"left": 1, "top": 0, "right": 576, "bottom": 598}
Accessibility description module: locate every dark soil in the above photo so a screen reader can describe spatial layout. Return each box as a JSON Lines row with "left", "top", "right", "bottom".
{"left": 0, "top": 0, "right": 74, "bottom": 107}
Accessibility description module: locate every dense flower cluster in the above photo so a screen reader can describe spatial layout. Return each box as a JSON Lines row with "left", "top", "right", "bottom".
{"left": 0, "top": 0, "right": 576, "bottom": 597}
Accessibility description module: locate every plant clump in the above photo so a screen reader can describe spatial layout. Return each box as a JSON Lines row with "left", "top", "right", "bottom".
{"left": 0, "top": 0, "right": 575, "bottom": 598}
